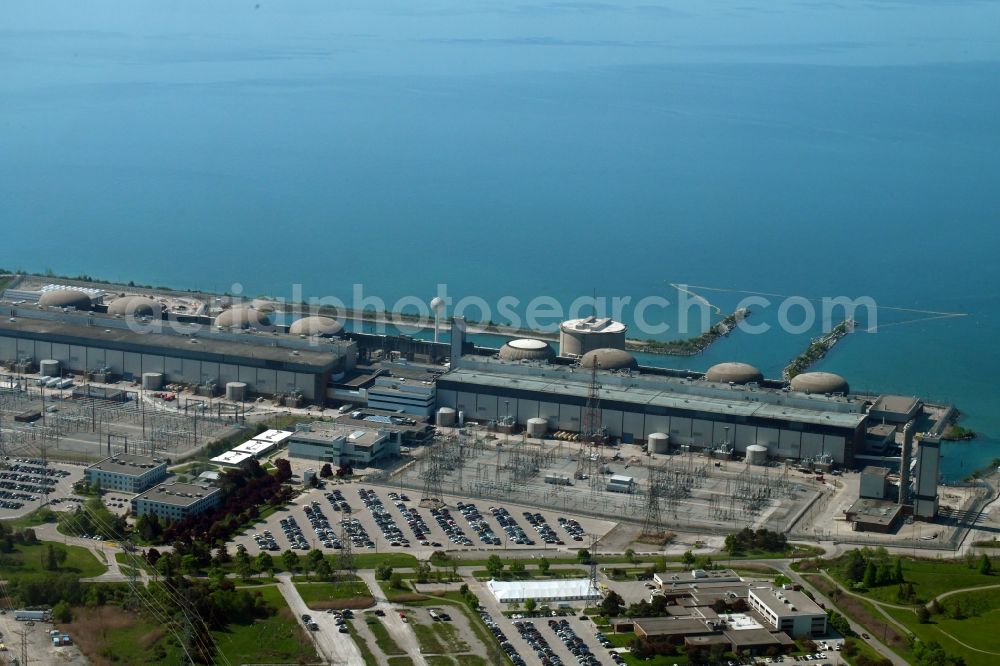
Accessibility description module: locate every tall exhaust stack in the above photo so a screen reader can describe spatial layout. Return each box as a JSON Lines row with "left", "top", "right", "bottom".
{"left": 899, "top": 421, "right": 914, "bottom": 506}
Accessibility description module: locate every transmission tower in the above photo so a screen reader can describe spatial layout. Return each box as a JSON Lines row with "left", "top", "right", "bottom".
{"left": 588, "top": 533, "right": 599, "bottom": 591}
{"left": 640, "top": 465, "right": 668, "bottom": 543}
{"left": 422, "top": 448, "right": 445, "bottom": 505}
{"left": 338, "top": 510, "right": 355, "bottom": 580}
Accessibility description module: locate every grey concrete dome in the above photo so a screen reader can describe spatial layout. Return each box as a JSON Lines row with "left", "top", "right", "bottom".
{"left": 215, "top": 306, "right": 272, "bottom": 330}
{"left": 38, "top": 289, "right": 92, "bottom": 310}
{"left": 579, "top": 347, "right": 638, "bottom": 371}
{"left": 705, "top": 362, "right": 763, "bottom": 384}
{"left": 790, "top": 371, "right": 849, "bottom": 394}
{"left": 289, "top": 315, "right": 343, "bottom": 337}
{"left": 498, "top": 339, "right": 555, "bottom": 362}
{"left": 107, "top": 296, "right": 161, "bottom": 318}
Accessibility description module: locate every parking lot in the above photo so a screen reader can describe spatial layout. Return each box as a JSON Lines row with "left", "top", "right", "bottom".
{"left": 481, "top": 605, "right": 614, "bottom": 666}
{"left": 0, "top": 459, "right": 82, "bottom": 519}
{"left": 231, "top": 482, "right": 617, "bottom": 558}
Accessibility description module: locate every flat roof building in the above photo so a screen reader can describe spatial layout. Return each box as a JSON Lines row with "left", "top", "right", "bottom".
{"left": 287, "top": 424, "right": 399, "bottom": 466}
{"left": 438, "top": 354, "right": 867, "bottom": 465}
{"left": 131, "top": 482, "right": 221, "bottom": 522}
{"left": 747, "top": 587, "right": 827, "bottom": 637}
{"left": 366, "top": 376, "right": 436, "bottom": 416}
{"left": 231, "top": 439, "right": 277, "bottom": 458}
{"left": 251, "top": 429, "right": 293, "bottom": 446}
{"left": 0, "top": 309, "right": 354, "bottom": 404}
{"left": 85, "top": 454, "right": 169, "bottom": 493}
{"left": 210, "top": 451, "right": 255, "bottom": 468}
{"left": 486, "top": 578, "right": 600, "bottom": 605}
{"left": 84, "top": 453, "right": 167, "bottom": 493}
{"left": 845, "top": 497, "right": 904, "bottom": 533}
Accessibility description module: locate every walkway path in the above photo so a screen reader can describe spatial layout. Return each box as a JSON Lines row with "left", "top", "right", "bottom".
{"left": 275, "top": 573, "right": 365, "bottom": 666}
{"left": 358, "top": 570, "right": 428, "bottom": 666}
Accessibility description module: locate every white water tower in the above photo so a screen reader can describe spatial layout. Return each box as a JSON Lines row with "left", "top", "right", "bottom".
{"left": 430, "top": 296, "right": 446, "bottom": 344}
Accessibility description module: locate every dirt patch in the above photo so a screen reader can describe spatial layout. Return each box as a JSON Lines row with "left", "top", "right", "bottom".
{"left": 139, "top": 627, "right": 167, "bottom": 650}
{"left": 61, "top": 605, "right": 156, "bottom": 666}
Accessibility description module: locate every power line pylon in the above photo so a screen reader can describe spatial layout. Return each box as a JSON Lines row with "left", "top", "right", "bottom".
{"left": 338, "top": 509, "right": 355, "bottom": 581}
{"left": 640, "top": 465, "right": 668, "bottom": 543}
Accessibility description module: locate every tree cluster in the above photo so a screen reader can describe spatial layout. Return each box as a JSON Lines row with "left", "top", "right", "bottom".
{"left": 841, "top": 548, "right": 904, "bottom": 589}
{"left": 724, "top": 527, "right": 788, "bottom": 555}
{"left": 160, "top": 459, "right": 293, "bottom": 545}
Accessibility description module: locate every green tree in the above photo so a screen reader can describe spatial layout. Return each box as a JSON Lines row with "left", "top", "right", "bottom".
{"left": 43, "top": 543, "right": 58, "bottom": 571}
{"left": 538, "top": 558, "right": 550, "bottom": 575}
{"left": 376, "top": 563, "right": 394, "bottom": 581}
{"left": 601, "top": 591, "right": 625, "bottom": 617}
{"left": 624, "top": 548, "right": 636, "bottom": 563}
{"left": 315, "top": 558, "right": 333, "bottom": 581}
{"left": 52, "top": 601, "right": 72, "bottom": 623}
{"left": 980, "top": 554, "right": 993, "bottom": 576}
{"left": 486, "top": 554, "right": 504, "bottom": 577}
{"left": 282, "top": 549, "right": 299, "bottom": 573}
{"left": 524, "top": 598, "right": 537, "bottom": 613}
{"left": 916, "top": 605, "right": 931, "bottom": 624}
{"left": 681, "top": 551, "right": 695, "bottom": 566}
{"left": 306, "top": 549, "right": 325, "bottom": 578}
{"left": 577, "top": 549, "right": 591, "bottom": 564}
{"left": 256, "top": 552, "right": 274, "bottom": 576}
{"left": 510, "top": 560, "right": 526, "bottom": 577}
{"left": 863, "top": 560, "right": 877, "bottom": 588}
{"left": 390, "top": 572, "right": 404, "bottom": 589}
{"left": 895, "top": 557, "right": 904, "bottom": 583}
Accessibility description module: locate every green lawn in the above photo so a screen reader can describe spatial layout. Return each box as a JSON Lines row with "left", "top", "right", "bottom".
{"left": 366, "top": 616, "right": 405, "bottom": 655}
{"left": 353, "top": 552, "right": 420, "bottom": 569}
{"left": 0, "top": 541, "right": 105, "bottom": 578}
{"left": 386, "top": 658, "right": 414, "bottom": 666}
{"left": 880, "top": 587, "right": 1000, "bottom": 666}
{"left": 426, "top": 657, "right": 488, "bottom": 666}
{"left": 212, "top": 586, "right": 322, "bottom": 664}
{"left": 411, "top": 621, "right": 446, "bottom": 654}
{"left": 472, "top": 567, "right": 588, "bottom": 580}
{"left": 294, "top": 578, "right": 375, "bottom": 610}
{"left": 65, "top": 585, "right": 320, "bottom": 665}
{"left": 830, "top": 556, "right": 1000, "bottom": 604}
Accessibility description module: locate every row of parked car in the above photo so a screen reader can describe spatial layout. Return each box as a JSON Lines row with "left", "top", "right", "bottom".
{"left": 514, "top": 620, "right": 565, "bottom": 666}
{"left": 457, "top": 502, "right": 502, "bottom": 546}
{"left": 524, "top": 511, "right": 565, "bottom": 545}
{"left": 558, "top": 516, "right": 586, "bottom": 541}
{"left": 390, "top": 494, "right": 440, "bottom": 546}
{"left": 481, "top": 610, "right": 527, "bottom": 666}
{"left": 430, "top": 506, "right": 474, "bottom": 546}
{"left": 490, "top": 506, "right": 535, "bottom": 546}
{"left": 548, "top": 618, "right": 604, "bottom": 666}
{"left": 304, "top": 501, "right": 342, "bottom": 549}
{"left": 324, "top": 488, "right": 352, "bottom": 513}
{"left": 252, "top": 529, "right": 279, "bottom": 551}
{"left": 358, "top": 487, "right": 411, "bottom": 547}
{"left": 279, "top": 516, "right": 310, "bottom": 550}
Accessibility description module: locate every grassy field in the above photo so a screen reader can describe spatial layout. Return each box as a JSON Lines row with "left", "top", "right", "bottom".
{"left": 294, "top": 578, "right": 375, "bottom": 610}
{"left": 0, "top": 540, "right": 105, "bottom": 578}
{"left": 471, "top": 567, "right": 588, "bottom": 580}
{"left": 880, "top": 587, "right": 1000, "bottom": 666}
{"left": 425, "top": 657, "right": 488, "bottom": 666}
{"left": 212, "top": 586, "right": 322, "bottom": 664}
{"left": 386, "top": 658, "right": 415, "bottom": 666}
{"left": 63, "top": 586, "right": 320, "bottom": 665}
{"left": 828, "top": 555, "right": 1000, "bottom": 604}
{"left": 411, "top": 621, "right": 446, "bottom": 654}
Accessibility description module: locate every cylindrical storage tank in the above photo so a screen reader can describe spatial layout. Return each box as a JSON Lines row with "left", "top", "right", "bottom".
{"left": 39, "top": 360, "right": 60, "bottom": 377}
{"left": 526, "top": 417, "right": 548, "bottom": 438}
{"left": 457, "top": 411, "right": 465, "bottom": 427}
{"left": 142, "top": 372, "right": 164, "bottom": 390}
{"left": 436, "top": 407, "right": 457, "bottom": 427}
{"left": 226, "top": 381, "right": 248, "bottom": 402}
{"left": 558, "top": 316, "right": 628, "bottom": 357}
{"left": 648, "top": 432, "right": 670, "bottom": 454}
{"left": 746, "top": 444, "right": 768, "bottom": 466}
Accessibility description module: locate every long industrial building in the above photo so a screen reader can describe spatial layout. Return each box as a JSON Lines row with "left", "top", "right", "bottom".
{"left": 0, "top": 301, "right": 356, "bottom": 403}
{"left": 437, "top": 319, "right": 948, "bottom": 468}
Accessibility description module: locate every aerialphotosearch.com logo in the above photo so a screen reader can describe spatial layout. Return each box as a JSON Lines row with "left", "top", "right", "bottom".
{"left": 121, "top": 282, "right": 878, "bottom": 340}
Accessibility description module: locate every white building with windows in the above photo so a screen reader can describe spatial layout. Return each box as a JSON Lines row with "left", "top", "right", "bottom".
{"left": 366, "top": 377, "right": 435, "bottom": 416}
{"left": 287, "top": 424, "right": 399, "bottom": 466}
{"left": 748, "top": 587, "right": 827, "bottom": 637}
{"left": 131, "top": 482, "right": 221, "bottom": 522}
{"left": 85, "top": 454, "right": 168, "bottom": 493}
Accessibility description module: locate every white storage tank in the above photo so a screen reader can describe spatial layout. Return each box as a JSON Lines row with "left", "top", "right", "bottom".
{"left": 746, "top": 444, "right": 768, "bottom": 466}
{"left": 436, "top": 407, "right": 457, "bottom": 427}
{"left": 303, "top": 468, "right": 316, "bottom": 486}
{"left": 39, "top": 360, "right": 60, "bottom": 377}
{"left": 526, "top": 417, "right": 548, "bottom": 438}
{"left": 647, "top": 432, "right": 670, "bottom": 454}
{"left": 142, "top": 372, "right": 164, "bottom": 390}
{"left": 226, "top": 381, "right": 248, "bottom": 402}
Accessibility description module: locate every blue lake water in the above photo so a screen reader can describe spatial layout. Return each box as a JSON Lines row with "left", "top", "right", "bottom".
{"left": 1, "top": 0, "right": 999, "bottom": 479}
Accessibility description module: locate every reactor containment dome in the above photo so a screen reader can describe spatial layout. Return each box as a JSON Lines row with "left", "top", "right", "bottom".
{"left": 38, "top": 289, "right": 93, "bottom": 310}
{"left": 215, "top": 306, "right": 272, "bottom": 330}
{"left": 705, "top": 362, "right": 763, "bottom": 384}
{"left": 289, "top": 316, "right": 343, "bottom": 337}
{"left": 579, "top": 347, "right": 638, "bottom": 371}
{"left": 498, "top": 339, "right": 556, "bottom": 362}
{"left": 107, "top": 296, "right": 162, "bottom": 318}
{"left": 790, "top": 371, "right": 849, "bottom": 395}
